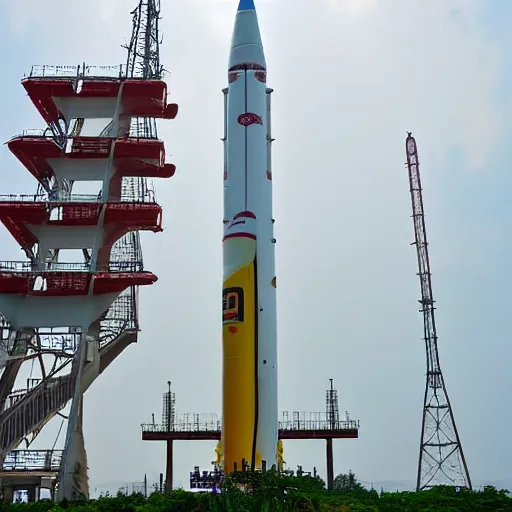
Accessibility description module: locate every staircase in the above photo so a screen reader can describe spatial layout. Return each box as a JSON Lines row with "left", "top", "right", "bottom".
{"left": 0, "top": 324, "right": 137, "bottom": 460}
{"left": 0, "top": 235, "right": 140, "bottom": 459}
{"left": 0, "top": 181, "right": 144, "bottom": 458}
{"left": 0, "top": 373, "right": 75, "bottom": 460}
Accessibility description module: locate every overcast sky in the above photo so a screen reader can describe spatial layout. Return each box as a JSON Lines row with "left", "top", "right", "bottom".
{"left": 0, "top": 0, "right": 511, "bottom": 492}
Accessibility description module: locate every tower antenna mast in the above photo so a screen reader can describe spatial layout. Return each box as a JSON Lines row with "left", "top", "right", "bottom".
{"left": 123, "top": 0, "right": 163, "bottom": 139}
{"left": 405, "top": 133, "right": 472, "bottom": 491}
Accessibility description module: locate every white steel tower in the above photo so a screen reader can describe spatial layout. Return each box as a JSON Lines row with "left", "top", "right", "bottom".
{"left": 0, "top": 12, "right": 178, "bottom": 498}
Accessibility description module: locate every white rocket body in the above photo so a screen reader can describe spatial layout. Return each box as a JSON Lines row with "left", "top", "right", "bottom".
{"left": 221, "top": 0, "right": 278, "bottom": 471}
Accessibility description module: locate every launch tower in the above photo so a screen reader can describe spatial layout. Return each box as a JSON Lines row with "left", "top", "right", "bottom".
{"left": 0, "top": 0, "right": 177, "bottom": 501}
{"left": 405, "top": 133, "right": 472, "bottom": 491}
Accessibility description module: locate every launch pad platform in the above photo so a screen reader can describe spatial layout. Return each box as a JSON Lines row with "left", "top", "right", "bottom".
{"left": 141, "top": 380, "right": 359, "bottom": 491}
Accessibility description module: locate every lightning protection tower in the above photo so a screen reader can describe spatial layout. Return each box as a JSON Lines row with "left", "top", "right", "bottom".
{"left": 405, "top": 133, "right": 471, "bottom": 491}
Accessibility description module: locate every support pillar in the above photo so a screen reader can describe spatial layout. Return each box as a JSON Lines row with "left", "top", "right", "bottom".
{"left": 27, "top": 486, "right": 36, "bottom": 503}
{"left": 326, "top": 438, "right": 334, "bottom": 490}
{"left": 3, "top": 487, "right": 13, "bottom": 503}
{"left": 165, "top": 440, "right": 173, "bottom": 491}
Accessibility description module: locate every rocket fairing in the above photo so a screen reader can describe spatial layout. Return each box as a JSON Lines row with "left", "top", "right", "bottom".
{"left": 221, "top": 0, "right": 278, "bottom": 472}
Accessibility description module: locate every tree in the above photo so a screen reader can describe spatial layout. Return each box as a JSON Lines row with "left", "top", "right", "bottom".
{"left": 333, "top": 471, "right": 365, "bottom": 492}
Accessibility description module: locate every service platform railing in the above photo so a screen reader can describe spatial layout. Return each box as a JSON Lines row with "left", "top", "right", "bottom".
{"left": 3, "top": 331, "right": 80, "bottom": 360}
{"left": 142, "top": 414, "right": 222, "bottom": 433}
{"left": 0, "top": 260, "right": 144, "bottom": 273}
{"left": 27, "top": 64, "right": 130, "bottom": 80}
{"left": 3, "top": 449, "right": 63, "bottom": 472}
{"left": 0, "top": 194, "right": 98, "bottom": 203}
{"left": 0, "top": 188, "right": 156, "bottom": 204}
{"left": 279, "top": 411, "right": 359, "bottom": 431}
{"left": 142, "top": 413, "right": 360, "bottom": 434}
{"left": 10, "top": 130, "right": 162, "bottom": 144}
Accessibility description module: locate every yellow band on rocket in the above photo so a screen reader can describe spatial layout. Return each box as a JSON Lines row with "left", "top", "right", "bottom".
{"left": 222, "top": 261, "right": 260, "bottom": 472}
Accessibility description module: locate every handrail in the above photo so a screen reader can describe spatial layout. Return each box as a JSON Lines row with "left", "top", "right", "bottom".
{"left": 26, "top": 62, "right": 169, "bottom": 80}
{"left": 9, "top": 132, "right": 163, "bottom": 143}
{"left": 0, "top": 194, "right": 98, "bottom": 203}
{"left": 279, "top": 419, "right": 359, "bottom": 431}
{"left": 142, "top": 422, "right": 222, "bottom": 433}
{"left": 0, "top": 261, "right": 144, "bottom": 273}
{"left": 0, "top": 192, "right": 157, "bottom": 204}
{"left": 3, "top": 449, "right": 63, "bottom": 471}
{"left": 141, "top": 420, "right": 360, "bottom": 433}
{"left": 28, "top": 64, "right": 128, "bottom": 80}
{"left": 10, "top": 128, "right": 47, "bottom": 138}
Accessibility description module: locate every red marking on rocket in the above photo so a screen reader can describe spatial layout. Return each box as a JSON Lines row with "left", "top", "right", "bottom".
{"left": 238, "top": 113, "right": 263, "bottom": 126}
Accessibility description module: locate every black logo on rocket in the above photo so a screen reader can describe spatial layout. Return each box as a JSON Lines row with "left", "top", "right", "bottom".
{"left": 223, "top": 287, "right": 244, "bottom": 324}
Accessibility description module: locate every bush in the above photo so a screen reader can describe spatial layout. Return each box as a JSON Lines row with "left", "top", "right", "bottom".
{"left": 3, "top": 476, "right": 511, "bottom": 511}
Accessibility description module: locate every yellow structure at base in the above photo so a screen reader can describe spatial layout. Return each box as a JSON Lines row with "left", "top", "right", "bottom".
{"left": 215, "top": 441, "right": 222, "bottom": 467}
{"left": 277, "top": 439, "right": 284, "bottom": 471}
{"left": 222, "top": 262, "right": 257, "bottom": 472}
{"left": 215, "top": 439, "right": 285, "bottom": 471}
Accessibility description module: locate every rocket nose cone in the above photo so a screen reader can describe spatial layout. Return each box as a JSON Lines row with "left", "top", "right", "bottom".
{"left": 238, "top": 0, "right": 255, "bottom": 10}
{"left": 230, "top": 1, "right": 266, "bottom": 69}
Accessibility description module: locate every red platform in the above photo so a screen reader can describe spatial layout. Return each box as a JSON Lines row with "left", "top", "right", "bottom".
{"left": 142, "top": 428, "right": 359, "bottom": 442}
{"left": 22, "top": 78, "right": 178, "bottom": 124}
{"left": 8, "top": 136, "right": 175, "bottom": 183}
{"left": 0, "top": 271, "right": 156, "bottom": 296}
{"left": 0, "top": 202, "right": 163, "bottom": 252}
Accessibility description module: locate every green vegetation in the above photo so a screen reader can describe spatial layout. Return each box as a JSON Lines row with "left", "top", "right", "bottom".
{"left": 4, "top": 471, "right": 512, "bottom": 511}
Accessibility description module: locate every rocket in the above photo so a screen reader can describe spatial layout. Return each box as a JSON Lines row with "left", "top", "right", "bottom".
{"left": 221, "top": 0, "right": 278, "bottom": 472}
